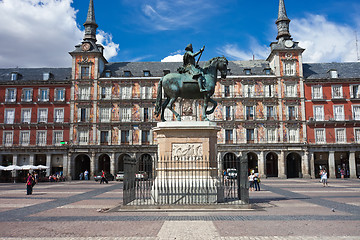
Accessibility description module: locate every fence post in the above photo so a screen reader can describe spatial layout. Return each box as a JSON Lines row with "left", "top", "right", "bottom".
{"left": 238, "top": 154, "right": 249, "bottom": 204}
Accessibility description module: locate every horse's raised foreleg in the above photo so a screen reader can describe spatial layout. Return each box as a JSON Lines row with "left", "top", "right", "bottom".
{"left": 168, "top": 97, "right": 181, "bottom": 121}
{"left": 206, "top": 98, "right": 217, "bottom": 115}
{"left": 161, "top": 97, "right": 170, "bottom": 122}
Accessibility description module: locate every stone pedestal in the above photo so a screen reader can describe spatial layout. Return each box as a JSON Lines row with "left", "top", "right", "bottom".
{"left": 152, "top": 121, "right": 221, "bottom": 204}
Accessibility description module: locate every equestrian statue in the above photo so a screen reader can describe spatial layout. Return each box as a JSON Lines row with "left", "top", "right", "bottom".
{"left": 155, "top": 44, "right": 228, "bottom": 121}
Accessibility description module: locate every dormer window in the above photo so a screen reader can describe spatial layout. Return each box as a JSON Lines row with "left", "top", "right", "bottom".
{"left": 11, "top": 73, "right": 18, "bottom": 81}
{"left": 124, "top": 71, "right": 131, "bottom": 77}
{"left": 265, "top": 69, "right": 271, "bottom": 75}
{"left": 105, "top": 71, "right": 111, "bottom": 78}
{"left": 163, "top": 70, "right": 170, "bottom": 76}
{"left": 329, "top": 70, "right": 338, "bottom": 78}
{"left": 244, "top": 69, "right": 251, "bottom": 75}
{"left": 143, "top": 71, "right": 150, "bottom": 77}
{"left": 43, "top": 72, "right": 51, "bottom": 81}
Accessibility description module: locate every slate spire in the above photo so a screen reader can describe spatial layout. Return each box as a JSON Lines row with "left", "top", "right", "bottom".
{"left": 276, "top": 0, "right": 291, "bottom": 41}
{"left": 83, "top": 0, "right": 98, "bottom": 42}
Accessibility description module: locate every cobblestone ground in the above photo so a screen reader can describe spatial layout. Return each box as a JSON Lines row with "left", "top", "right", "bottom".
{"left": 0, "top": 178, "right": 359, "bottom": 239}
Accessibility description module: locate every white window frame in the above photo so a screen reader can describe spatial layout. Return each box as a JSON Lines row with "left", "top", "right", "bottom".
{"left": 4, "top": 109, "right": 15, "bottom": 124}
{"left": 264, "top": 84, "right": 275, "bottom": 97}
{"left": 5, "top": 88, "right": 16, "bottom": 102}
{"left": 352, "top": 105, "right": 360, "bottom": 120}
{"left": 288, "top": 128, "right": 299, "bottom": 143}
{"left": 245, "top": 105, "right": 255, "bottom": 120}
{"left": 121, "top": 130, "right": 130, "bottom": 145}
{"left": 333, "top": 105, "right": 345, "bottom": 121}
{"left": 78, "top": 130, "right": 89, "bottom": 145}
{"left": 121, "top": 86, "right": 132, "bottom": 99}
{"left": 313, "top": 105, "right": 324, "bottom": 121}
{"left": 78, "top": 108, "right": 89, "bottom": 122}
{"left": 21, "top": 108, "right": 31, "bottom": 123}
{"left": 38, "top": 88, "right": 49, "bottom": 102}
{"left": 312, "top": 85, "right": 323, "bottom": 99}
{"left": 54, "top": 108, "right": 64, "bottom": 123}
{"left": 38, "top": 108, "right": 48, "bottom": 123}
{"left": 100, "top": 86, "right": 112, "bottom": 100}
{"left": 243, "top": 84, "right": 255, "bottom": 97}
{"left": 20, "top": 131, "right": 30, "bottom": 146}
{"left": 266, "top": 106, "right": 276, "bottom": 120}
{"left": 53, "top": 131, "right": 63, "bottom": 146}
{"left": 36, "top": 130, "right": 47, "bottom": 146}
{"left": 285, "top": 84, "right": 297, "bottom": 97}
{"left": 100, "top": 108, "right": 111, "bottom": 123}
{"left": 79, "top": 87, "right": 90, "bottom": 100}
{"left": 283, "top": 61, "right": 296, "bottom": 76}
{"left": 350, "top": 84, "right": 360, "bottom": 99}
{"left": 354, "top": 128, "right": 360, "bottom": 143}
{"left": 266, "top": 128, "right": 277, "bottom": 143}
{"left": 22, "top": 88, "right": 33, "bottom": 102}
{"left": 120, "top": 108, "right": 132, "bottom": 122}
{"left": 314, "top": 128, "right": 326, "bottom": 144}
{"left": 3, "top": 131, "right": 13, "bottom": 146}
{"left": 54, "top": 88, "right": 65, "bottom": 101}
{"left": 140, "top": 86, "right": 152, "bottom": 99}
{"left": 287, "top": 106, "right": 297, "bottom": 120}
{"left": 335, "top": 128, "right": 346, "bottom": 143}
{"left": 331, "top": 85, "right": 343, "bottom": 99}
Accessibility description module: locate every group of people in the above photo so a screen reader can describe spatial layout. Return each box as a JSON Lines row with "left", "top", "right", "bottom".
{"left": 26, "top": 172, "right": 38, "bottom": 195}
{"left": 79, "top": 170, "right": 89, "bottom": 180}
{"left": 248, "top": 171, "right": 261, "bottom": 191}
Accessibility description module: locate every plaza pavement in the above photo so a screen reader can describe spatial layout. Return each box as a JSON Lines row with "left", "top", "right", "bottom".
{"left": 0, "top": 178, "right": 359, "bottom": 239}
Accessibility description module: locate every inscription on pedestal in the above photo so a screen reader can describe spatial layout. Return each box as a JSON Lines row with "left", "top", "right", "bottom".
{"left": 172, "top": 143, "right": 203, "bottom": 160}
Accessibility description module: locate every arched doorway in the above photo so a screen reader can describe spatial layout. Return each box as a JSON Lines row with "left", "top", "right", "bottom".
{"left": 286, "top": 152, "right": 302, "bottom": 178}
{"left": 98, "top": 154, "right": 110, "bottom": 173}
{"left": 266, "top": 152, "right": 278, "bottom": 177}
{"left": 248, "top": 152, "right": 258, "bottom": 173}
{"left": 74, "top": 154, "right": 90, "bottom": 180}
{"left": 223, "top": 152, "right": 237, "bottom": 171}
{"left": 138, "top": 154, "right": 153, "bottom": 178}
{"left": 118, "top": 154, "right": 131, "bottom": 172}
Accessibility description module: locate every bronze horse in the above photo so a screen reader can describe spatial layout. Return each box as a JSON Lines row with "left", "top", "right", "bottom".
{"left": 155, "top": 56, "right": 228, "bottom": 121}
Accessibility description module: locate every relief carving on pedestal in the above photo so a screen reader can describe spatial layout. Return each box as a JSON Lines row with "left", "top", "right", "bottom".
{"left": 172, "top": 143, "right": 203, "bottom": 161}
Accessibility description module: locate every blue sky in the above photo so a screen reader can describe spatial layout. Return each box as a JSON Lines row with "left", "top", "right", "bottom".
{"left": 0, "top": 0, "right": 360, "bottom": 67}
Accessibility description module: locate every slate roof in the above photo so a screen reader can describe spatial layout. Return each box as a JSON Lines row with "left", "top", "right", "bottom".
{"left": 104, "top": 60, "right": 273, "bottom": 78}
{"left": 303, "top": 62, "right": 360, "bottom": 80}
{"left": 0, "top": 68, "right": 71, "bottom": 83}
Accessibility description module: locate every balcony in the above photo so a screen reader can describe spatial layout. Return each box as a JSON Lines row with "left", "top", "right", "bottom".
{"left": 308, "top": 138, "right": 359, "bottom": 145}
{"left": 311, "top": 94, "right": 327, "bottom": 101}
{"left": 0, "top": 118, "right": 70, "bottom": 125}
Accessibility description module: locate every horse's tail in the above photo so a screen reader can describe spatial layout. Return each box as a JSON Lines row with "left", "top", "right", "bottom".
{"left": 154, "top": 78, "right": 163, "bottom": 117}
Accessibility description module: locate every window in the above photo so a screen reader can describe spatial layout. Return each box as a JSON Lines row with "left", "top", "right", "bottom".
{"left": 105, "top": 71, "right": 111, "bottom": 78}
{"left": 141, "top": 130, "right": 150, "bottom": 145}
{"left": 78, "top": 130, "right": 89, "bottom": 144}
{"left": 54, "top": 109, "right": 64, "bottom": 123}
{"left": 121, "top": 130, "right": 130, "bottom": 145}
{"left": 244, "top": 69, "right": 251, "bottom": 75}
{"left": 224, "top": 85, "right": 230, "bottom": 97}
{"left": 11, "top": 73, "right": 18, "bottom": 81}
{"left": 20, "top": 131, "right": 30, "bottom": 146}
{"left": 143, "top": 108, "right": 149, "bottom": 122}
{"left": 124, "top": 71, "right": 131, "bottom": 77}
{"left": 354, "top": 129, "right": 360, "bottom": 143}
{"left": 332, "top": 85, "right": 343, "bottom": 99}
{"left": 265, "top": 69, "right": 271, "bottom": 75}
{"left": 21, "top": 109, "right": 31, "bottom": 123}
{"left": 53, "top": 131, "right": 63, "bottom": 145}
{"left": 225, "top": 106, "right": 232, "bottom": 120}
{"left": 43, "top": 72, "right": 50, "bottom": 81}
{"left": 141, "top": 86, "right": 152, "bottom": 99}
{"left": 5, "top": 88, "right": 16, "bottom": 102}
{"left": 244, "top": 84, "right": 254, "bottom": 97}
{"left": 54, "top": 88, "right": 65, "bottom": 101}
{"left": 312, "top": 85, "right": 323, "bottom": 99}
{"left": 285, "top": 84, "right": 296, "bottom": 97}
{"left": 81, "top": 66, "right": 90, "bottom": 79}
{"left": 288, "top": 128, "right": 298, "bottom": 143}
{"left": 120, "top": 108, "right": 132, "bottom": 122}
{"left": 100, "top": 108, "right": 111, "bottom": 122}
{"left": 288, "top": 106, "right": 296, "bottom": 120}
{"left": 350, "top": 85, "right": 360, "bottom": 99}
{"left": 36, "top": 131, "right": 47, "bottom": 146}
{"left": 38, "top": 109, "right": 48, "bottom": 123}
{"left": 246, "top": 129, "right": 255, "bottom": 143}
{"left": 38, "top": 88, "right": 49, "bottom": 102}
{"left": 267, "top": 128, "right": 277, "bottom": 143}
{"left": 315, "top": 129, "right": 326, "bottom": 144}
{"left": 79, "top": 87, "right": 90, "bottom": 100}
{"left": 246, "top": 106, "right": 254, "bottom": 120}
{"left": 5, "top": 109, "right": 15, "bottom": 124}
{"left": 329, "top": 70, "right": 338, "bottom": 78}
{"left": 100, "top": 86, "right": 111, "bottom": 99}
{"left": 314, "top": 106, "right": 324, "bottom": 121}
{"left": 335, "top": 128, "right": 346, "bottom": 143}
{"left": 143, "top": 71, "right": 150, "bottom": 77}
{"left": 266, "top": 106, "right": 275, "bottom": 120}
{"left": 264, "top": 85, "right": 275, "bottom": 97}
{"left": 79, "top": 108, "right": 89, "bottom": 122}
{"left": 225, "top": 129, "right": 233, "bottom": 144}
{"left": 121, "top": 86, "right": 132, "bottom": 99}
{"left": 100, "top": 131, "right": 109, "bottom": 145}
{"left": 3, "top": 131, "right": 13, "bottom": 146}
{"left": 334, "top": 105, "right": 344, "bottom": 121}
{"left": 283, "top": 61, "right": 296, "bottom": 76}
{"left": 22, "top": 88, "right": 33, "bottom": 102}
{"left": 353, "top": 106, "right": 360, "bottom": 120}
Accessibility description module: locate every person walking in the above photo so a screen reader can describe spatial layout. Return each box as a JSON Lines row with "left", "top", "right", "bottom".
{"left": 321, "top": 169, "right": 328, "bottom": 187}
{"left": 100, "top": 170, "right": 108, "bottom": 184}
{"left": 84, "top": 170, "right": 89, "bottom": 180}
{"left": 254, "top": 172, "right": 261, "bottom": 191}
{"left": 26, "top": 172, "right": 33, "bottom": 195}
{"left": 248, "top": 172, "right": 255, "bottom": 191}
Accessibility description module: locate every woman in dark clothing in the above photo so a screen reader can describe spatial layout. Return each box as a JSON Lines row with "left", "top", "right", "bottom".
{"left": 26, "top": 172, "right": 33, "bottom": 195}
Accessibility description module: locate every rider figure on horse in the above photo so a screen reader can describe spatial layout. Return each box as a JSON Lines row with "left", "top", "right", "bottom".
{"left": 181, "top": 44, "right": 207, "bottom": 92}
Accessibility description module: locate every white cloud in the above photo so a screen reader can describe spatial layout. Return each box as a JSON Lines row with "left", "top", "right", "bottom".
{"left": 217, "top": 39, "right": 270, "bottom": 61}
{"left": 161, "top": 54, "right": 183, "bottom": 62}
{"left": 96, "top": 30, "right": 120, "bottom": 60}
{"left": 292, "top": 14, "right": 359, "bottom": 63}
{"left": 0, "top": 0, "right": 119, "bottom": 68}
